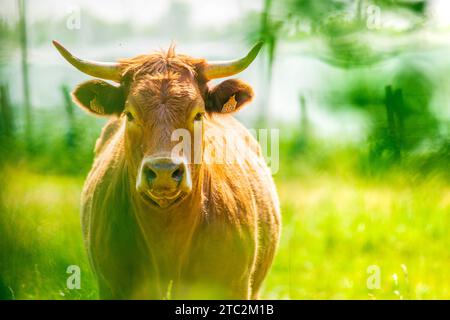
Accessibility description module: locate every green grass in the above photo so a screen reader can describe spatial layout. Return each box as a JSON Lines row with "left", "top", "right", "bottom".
{"left": 266, "top": 174, "right": 450, "bottom": 299}
{"left": 1, "top": 166, "right": 449, "bottom": 299}
{"left": 0, "top": 167, "right": 96, "bottom": 299}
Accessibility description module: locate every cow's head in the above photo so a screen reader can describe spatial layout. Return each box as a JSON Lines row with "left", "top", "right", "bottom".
{"left": 53, "top": 40, "right": 261, "bottom": 209}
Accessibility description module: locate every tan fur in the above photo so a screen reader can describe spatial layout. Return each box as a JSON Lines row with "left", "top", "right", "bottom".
{"left": 79, "top": 48, "right": 281, "bottom": 299}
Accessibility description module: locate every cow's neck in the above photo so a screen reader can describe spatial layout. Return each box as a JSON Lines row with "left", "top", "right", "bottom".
{"left": 125, "top": 161, "right": 205, "bottom": 274}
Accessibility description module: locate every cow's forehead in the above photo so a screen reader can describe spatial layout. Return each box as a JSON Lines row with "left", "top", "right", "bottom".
{"left": 130, "top": 73, "right": 199, "bottom": 112}
{"left": 120, "top": 50, "right": 204, "bottom": 113}
{"left": 120, "top": 49, "right": 201, "bottom": 81}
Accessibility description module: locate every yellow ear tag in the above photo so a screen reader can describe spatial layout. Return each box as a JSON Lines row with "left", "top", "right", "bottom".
{"left": 222, "top": 94, "right": 237, "bottom": 113}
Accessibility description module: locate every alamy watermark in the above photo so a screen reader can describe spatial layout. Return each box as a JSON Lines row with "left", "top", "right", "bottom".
{"left": 66, "top": 265, "right": 81, "bottom": 289}
{"left": 66, "top": 6, "right": 81, "bottom": 30}
{"left": 366, "top": 265, "right": 381, "bottom": 290}
{"left": 170, "top": 121, "right": 280, "bottom": 174}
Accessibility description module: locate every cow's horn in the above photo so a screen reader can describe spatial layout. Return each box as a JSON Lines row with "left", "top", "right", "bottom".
{"left": 203, "top": 41, "right": 264, "bottom": 80}
{"left": 52, "top": 40, "right": 121, "bottom": 82}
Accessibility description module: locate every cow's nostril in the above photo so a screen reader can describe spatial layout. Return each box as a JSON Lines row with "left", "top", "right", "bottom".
{"left": 171, "top": 168, "right": 184, "bottom": 182}
{"left": 145, "top": 167, "right": 157, "bottom": 182}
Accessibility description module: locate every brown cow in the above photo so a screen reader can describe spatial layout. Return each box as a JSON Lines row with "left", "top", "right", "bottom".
{"left": 53, "top": 40, "right": 281, "bottom": 299}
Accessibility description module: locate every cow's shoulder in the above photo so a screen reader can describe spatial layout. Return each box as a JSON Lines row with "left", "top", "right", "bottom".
{"left": 201, "top": 114, "right": 277, "bottom": 222}
{"left": 204, "top": 114, "right": 263, "bottom": 162}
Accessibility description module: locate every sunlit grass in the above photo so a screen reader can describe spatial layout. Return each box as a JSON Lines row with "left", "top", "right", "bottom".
{"left": 265, "top": 173, "right": 450, "bottom": 299}
{"left": 1, "top": 166, "right": 449, "bottom": 299}
{"left": 0, "top": 167, "right": 96, "bottom": 299}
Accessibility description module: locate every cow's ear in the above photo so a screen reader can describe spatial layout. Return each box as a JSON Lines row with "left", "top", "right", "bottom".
{"left": 72, "top": 79, "right": 125, "bottom": 116}
{"left": 206, "top": 79, "right": 254, "bottom": 114}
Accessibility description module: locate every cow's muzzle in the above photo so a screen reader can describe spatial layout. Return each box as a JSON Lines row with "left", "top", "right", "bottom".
{"left": 136, "top": 157, "right": 192, "bottom": 208}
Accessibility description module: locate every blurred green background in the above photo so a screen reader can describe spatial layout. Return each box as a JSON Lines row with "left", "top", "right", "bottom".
{"left": 0, "top": 0, "right": 449, "bottom": 299}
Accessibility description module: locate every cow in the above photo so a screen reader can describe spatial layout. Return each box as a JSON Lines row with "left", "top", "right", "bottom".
{"left": 53, "top": 40, "right": 281, "bottom": 299}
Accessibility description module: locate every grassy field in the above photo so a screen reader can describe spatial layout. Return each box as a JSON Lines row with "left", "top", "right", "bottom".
{"left": 1, "top": 165, "right": 449, "bottom": 299}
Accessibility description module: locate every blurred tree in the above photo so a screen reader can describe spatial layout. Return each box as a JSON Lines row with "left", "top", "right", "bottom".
{"left": 61, "top": 85, "right": 77, "bottom": 150}
{"left": 254, "top": 0, "right": 282, "bottom": 126}
{"left": 253, "top": 0, "right": 447, "bottom": 171}
{"left": 281, "top": 0, "right": 347, "bottom": 33}
{"left": 0, "top": 84, "right": 14, "bottom": 140}
{"left": 299, "top": 94, "right": 310, "bottom": 141}
{"left": 372, "top": 0, "right": 427, "bottom": 14}
{"left": 18, "top": 0, "right": 32, "bottom": 149}
{"left": 364, "top": 64, "right": 440, "bottom": 169}
{"left": 264, "top": 0, "right": 431, "bottom": 67}
{"left": 0, "top": 19, "right": 19, "bottom": 66}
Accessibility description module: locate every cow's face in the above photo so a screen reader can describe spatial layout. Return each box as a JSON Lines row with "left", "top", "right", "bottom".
{"left": 122, "top": 62, "right": 205, "bottom": 209}
{"left": 54, "top": 41, "right": 260, "bottom": 209}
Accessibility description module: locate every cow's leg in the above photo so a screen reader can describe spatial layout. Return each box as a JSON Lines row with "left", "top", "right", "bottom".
{"left": 250, "top": 206, "right": 281, "bottom": 300}
{"left": 184, "top": 222, "right": 257, "bottom": 299}
{"left": 228, "top": 276, "right": 252, "bottom": 300}
{"left": 249, "top": 238, "right": 278, "bottom": 300}
{"left": 250, "top": 260, "right": 271, "bottom": 300}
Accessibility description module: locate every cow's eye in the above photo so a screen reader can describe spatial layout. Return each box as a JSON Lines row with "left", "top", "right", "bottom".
{"left": 194, "top": 112, "right": 203, "bottom": 122}
{"left": 124, "top": 111, "right": 134, "bottom": 122}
